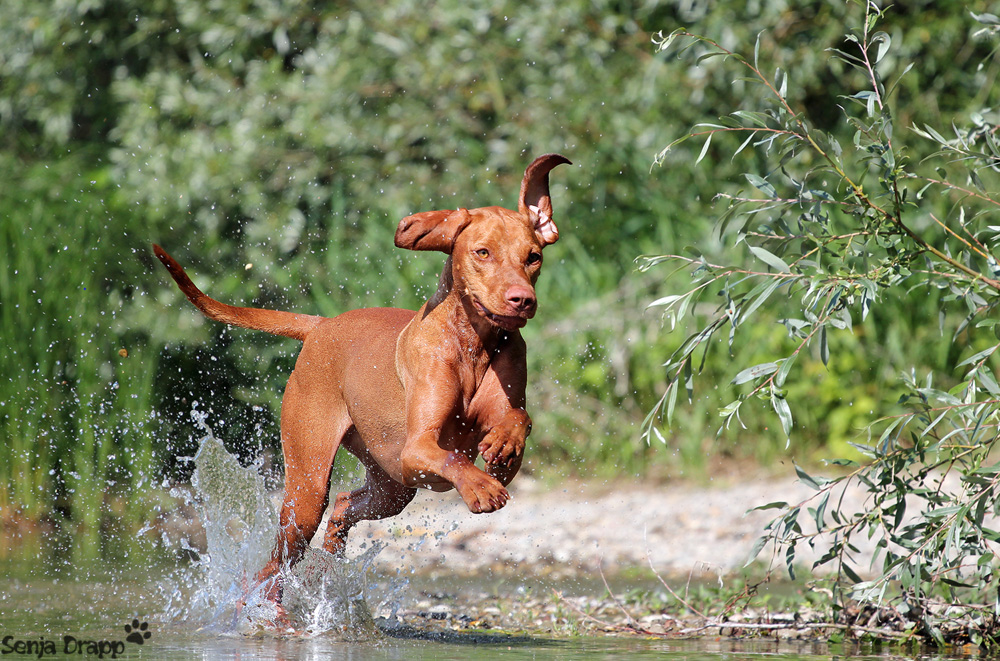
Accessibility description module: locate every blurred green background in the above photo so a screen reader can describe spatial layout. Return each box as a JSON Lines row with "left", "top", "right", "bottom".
{"left": 1, "top": 0, "right": 996, "bottom": 537}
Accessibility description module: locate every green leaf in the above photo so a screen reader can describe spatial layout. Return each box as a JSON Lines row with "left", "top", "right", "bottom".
{"left": 732, "top": 130, "right": 758, "bottom": 159}
{"left": 744, "top": 535, "right": 768, "bottom": 566}
{"left": 957, "top": 345, "right": 997, "bottom": 367}
{"left": 696, "top": 50, "right": 730, "bottom": 65}
{"left": 744, "top": 173, "right": 777, "bottom": 198}
{"left": 655, "top": 134, "right": 693, "bottom": 164}
{"left": 886, "top": 62, "right": 914, "bottom": 99}
{"left": 774, "top": 354, "right": 796, "bottom": 387}
{"left": 866, "top": 10, "right": 878, "bottom": 33}
{"left": 732, "top": 362, "right": 779, "bottom": 384}
{"left": 773, "top": 394, "right": 793, "bottom": 438}
{"left": 748, "top": 246, "right": 791, "bottom": 273}
{"left": 811, "top": 492, "right": 830, "bottom": 530}
{"left": 751, "top": 501, "right": 790, "bottom": 511}
{"left": 819, "top": 325, "right": 829, "bottom": 366}
{"left": 971, "top": 11, "right": 1000, "bottom": 25}
{"left": 970, "top": 169, "right": 985, "bottom": 192}
{"left": 740, "top": 277, "right": 786, "bottom": 326}
{"left": 795, "top": 464, "right": 821, "bottom": 490}
{"left": 651, "top": 425, "right": 667, "bottom": 445}
{"left": 683, "top": 358, "right": 693, "bottom": 402}
{"left": 718, "top": 400, "right": 742, "bottom": 417}
{"left": 696, "top": 131, "right": 713, "bottom": 165}
{"left": 977, "top": 369, "right": 1000, "bottom": 396}
{"left": 732, "top": 110, "right": 771, "bottom": 128}
{"left": 665, "top": 379, "right": 679, "bottom": 429}
{"left": 872, "top": 31, "right": 891, "bottom": 64}
{"left": 841, "top": 563, "right": 864, "bottom": 584}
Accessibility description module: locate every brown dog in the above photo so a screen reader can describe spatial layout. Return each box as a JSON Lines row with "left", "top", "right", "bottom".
{"left": 154, "top": 153, "right": 570, "bottom": 601}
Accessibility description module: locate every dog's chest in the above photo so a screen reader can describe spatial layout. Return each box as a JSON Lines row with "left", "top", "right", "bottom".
{"left": 462, "top": 347, "right": 493, "bottom": 398}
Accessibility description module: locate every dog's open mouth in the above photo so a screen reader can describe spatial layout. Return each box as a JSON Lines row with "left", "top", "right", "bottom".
{"left": 471, "top": 296, "right": 529, "bottom": 330}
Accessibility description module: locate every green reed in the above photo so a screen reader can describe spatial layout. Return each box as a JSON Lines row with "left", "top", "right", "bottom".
{"left": 0, "top": 156, "right": 157, "bottom": 545}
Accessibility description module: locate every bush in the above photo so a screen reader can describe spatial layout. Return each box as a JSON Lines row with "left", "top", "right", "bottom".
{"left": 646, "top": 2, "right": 1000, "bottom": 645}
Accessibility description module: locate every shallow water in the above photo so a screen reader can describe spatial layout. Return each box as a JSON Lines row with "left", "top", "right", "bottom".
{"left": 0, "top": 422, "right": 977, "bottom": 659}
{"left": 0, "top": 538, "right": 976, "bottom": 661}
{"left": 0, "top": 573, "right": 947, "bottom": 661}
{"left": 0, "top": 579, "right": 965, "bottom": 661}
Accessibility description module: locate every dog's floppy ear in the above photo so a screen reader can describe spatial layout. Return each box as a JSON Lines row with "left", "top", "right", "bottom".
{"left": 395, "top": 208, "right": 473, "bottom": 253}
{"left": 518, "top": 153, "right": 571, "bottom": 246}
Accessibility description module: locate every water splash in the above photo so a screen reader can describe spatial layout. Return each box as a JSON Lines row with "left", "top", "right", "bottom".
{"left": 279, "top": 545, "right": 383, "bottom": 638}
{"left": 156, "top": 409, "right": 398, "bottom": 637}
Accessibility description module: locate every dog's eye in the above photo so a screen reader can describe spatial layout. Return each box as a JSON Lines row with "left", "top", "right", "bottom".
{"left": 475, "top": 248, "right": 490, "bottom": 259}
{"left": 526, "top": 252, "right": 542, "bottom": 265}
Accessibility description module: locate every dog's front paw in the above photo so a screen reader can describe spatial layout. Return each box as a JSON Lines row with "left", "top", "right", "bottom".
{"left": 478, "top": 419, "right": 528, "bottom": 469}
{"left": 478, "top": 434, "right": 524, "bottom": 469}
{"left": 455, "top": 471, "right": 510, "bottom": 513}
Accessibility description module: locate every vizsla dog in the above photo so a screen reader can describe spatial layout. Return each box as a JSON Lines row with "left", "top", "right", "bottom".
{"left": 154, "top": 154, "right": 570, "bottom": 605}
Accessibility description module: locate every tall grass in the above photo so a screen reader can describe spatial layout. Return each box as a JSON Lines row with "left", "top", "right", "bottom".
{"left": 0, "top": 155, "right": 157, "bottom": 544}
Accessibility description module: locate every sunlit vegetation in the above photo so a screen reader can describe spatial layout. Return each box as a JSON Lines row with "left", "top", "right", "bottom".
{"left": 1, "top": 0, "right": 997, "bottom": 583}
{"left": 646, "top": 1, "right": 1000, "bottom": 645}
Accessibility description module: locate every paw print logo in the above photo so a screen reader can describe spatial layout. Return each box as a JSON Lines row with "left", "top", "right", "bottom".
{"left": 124, "top": 619, "right": 152, "bottom": 645}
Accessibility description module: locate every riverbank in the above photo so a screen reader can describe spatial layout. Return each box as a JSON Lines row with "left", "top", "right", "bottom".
{"left": 332, "top": 474, "right": 973, "bottom": 648}
{"left": 342, "top": 472, "right": 862, "bottom": 580}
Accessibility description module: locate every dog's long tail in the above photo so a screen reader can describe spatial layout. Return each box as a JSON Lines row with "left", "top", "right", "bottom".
{"left": 153, "top": 244, "right": 325, "bottom": 341}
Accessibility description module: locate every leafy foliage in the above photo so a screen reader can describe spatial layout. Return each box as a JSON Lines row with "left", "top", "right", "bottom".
{"left": 3, "top": 0, "right": 1000, "bottom": 554}
{"left": 645, "top": 1, "right": 1000, "bottom": 645}
{"left": 0, "top": 0, "right": 702, "bottom": 529}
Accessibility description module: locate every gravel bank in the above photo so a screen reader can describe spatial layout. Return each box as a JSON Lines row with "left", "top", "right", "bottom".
{"left": 338, "top": 473, "right": 870, "bottom": 579}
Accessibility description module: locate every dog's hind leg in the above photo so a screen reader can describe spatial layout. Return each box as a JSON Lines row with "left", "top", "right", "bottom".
{"left": 253, "top": 374, "right": 351, "bottom": 597}
{"left": 322, "top": 449, "right": 417, "bottom": 556}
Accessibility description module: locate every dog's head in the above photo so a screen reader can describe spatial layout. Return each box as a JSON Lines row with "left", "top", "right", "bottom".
{"left": 394, "top": 154, "right": 570, "bottom": 331}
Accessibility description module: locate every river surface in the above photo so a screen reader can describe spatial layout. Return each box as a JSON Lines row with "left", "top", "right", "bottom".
{"left": 0, "top": 526, "right": 976, "bottom": 661}
{"left": 0, "top": 569, "right": 973, "bottom": 661}
{"left": 0, "top": 566, "right": 960, "bottom": 661}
